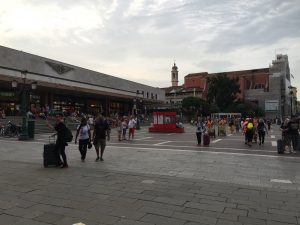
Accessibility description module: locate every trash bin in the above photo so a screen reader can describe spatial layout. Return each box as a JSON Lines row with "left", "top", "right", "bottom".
{"left": 28, "top": 120, "right": 35, "bottom": 139}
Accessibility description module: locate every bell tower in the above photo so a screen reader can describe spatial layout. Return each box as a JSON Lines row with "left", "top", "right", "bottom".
{"left": 171, "top": 63, "right": 178, "bottom": 87}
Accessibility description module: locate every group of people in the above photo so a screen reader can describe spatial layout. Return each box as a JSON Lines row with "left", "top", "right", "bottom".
{"left": 46, "top": 113, "right": 111, "bottom": 168}
{"left": 242, "top": 118, "right": 268, "bottom": 147}
{"left": 117, "top": 116, "right": 137, "bottom": 141}
{"left": 194, "top": 117, "right": 270, "bottom": 147}
{"left": 46, "top": 114, "right": 140, "bottom": 168}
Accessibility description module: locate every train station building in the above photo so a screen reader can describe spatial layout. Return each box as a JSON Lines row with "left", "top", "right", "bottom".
{"left": 0, "top": 45, "right": 165, "bottom": 117}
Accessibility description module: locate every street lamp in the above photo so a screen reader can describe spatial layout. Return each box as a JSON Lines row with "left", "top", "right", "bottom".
{"left": 288, "top": 86, "right": 294, "bottom": 118}
{"left": 12, "top": 70, "right": 37, "bottom": 140}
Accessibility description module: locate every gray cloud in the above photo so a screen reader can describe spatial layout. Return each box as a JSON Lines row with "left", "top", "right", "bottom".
{"left": 0, "top": 0, "right": 300, "bottom": 90}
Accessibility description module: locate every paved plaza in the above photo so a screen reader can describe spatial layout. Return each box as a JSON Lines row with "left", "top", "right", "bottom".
{"left": 0, "top": 124, "right": 300, "bottom": 225}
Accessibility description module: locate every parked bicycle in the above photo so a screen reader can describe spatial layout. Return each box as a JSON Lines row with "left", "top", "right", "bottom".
{"left": 0, "top": 121, "right": 21, "bottom": 137}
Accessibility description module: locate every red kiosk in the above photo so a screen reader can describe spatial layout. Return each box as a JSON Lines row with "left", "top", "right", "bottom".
{"left": 148, "top": 111, "right": 184, "bottom": 133}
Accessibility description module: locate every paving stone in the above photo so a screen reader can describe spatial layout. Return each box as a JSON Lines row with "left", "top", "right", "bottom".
{"left": 115, "top": 218, "right": 155, "bottom": 225}
{"left": 1, "top": 129, "right": 300, "bottom": 225}
{"left": 216, "top": 218, "right": 243, "bottom": 225}
{"left": 266, "top": 221, "right": 298, "bottom": 225}
{"left": 12, "top": 218, "right": 51, "bottom": 225}
{"left": 0, "top": 214, "right": 21, "bottom": 225}
{"left": 82, "top": 211, "right": 120, "bottom": 224}
{"left": 137, "top": 200, "right": 184, "bottom": 211}
{"left": 138, "top": 206, "right": 174, "bottom": 217}
{"left": 12, "top": 199, "right": 37, "bottom": 208}
{"left": 34, "top": 212, "right": 64, "bottom": 223}
{"left": 122, "top": 192, "right": 155, "bottom": 201}
{"left": 0, "top": 200, "right": 16, "bottom": 210}
{"left": 108, "top": 208, "right": 146, "bottom": 220}
{"left": 185, "top": 202, "right": 224, "bottom": 212}
{"left": 238, "top": 216, "right": 267, "bottom": 225}
{"left": 268, "top": 208, "right": 300, "bottom": 217}
{"left": 54, "top": 216, "right": 104, "bottom": 225}
{"left": 199, "top": 198, "right": 236, "bottom": 208}
{"left": 4, "top": 206, "right": 31, "bottom": 217}
{"left": 141, "top": 214, "right": 186, "bottom": 225}
{"left": 152, "top": 196, "right": 186, "bottom": 206}
{"left": 248, "top": 210, "right": 298, "bottom": 224}
{"left": 224, "top": 207, "right": 248, "bottom": 216}
{"left": 172, "top": 211, "right": 217, "bottom": 224}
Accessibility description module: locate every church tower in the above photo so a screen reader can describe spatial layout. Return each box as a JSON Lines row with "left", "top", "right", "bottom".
{"left": 171, "top": 63, "right": 178, "bottom": 87}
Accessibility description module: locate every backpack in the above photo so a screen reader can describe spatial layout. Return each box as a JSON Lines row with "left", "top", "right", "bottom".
{"left": 257, "top": 122, "right": 265, "bottom": 132}
{"left": 64, "top": 127, "right": 73, "bottom": 142}
{"left": 247, "top": 122, "right": 253, "bottom": 130}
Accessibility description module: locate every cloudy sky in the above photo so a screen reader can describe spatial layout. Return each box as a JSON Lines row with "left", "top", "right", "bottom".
{"left": 0, "top": 0, "right": 300, "bottom": 89}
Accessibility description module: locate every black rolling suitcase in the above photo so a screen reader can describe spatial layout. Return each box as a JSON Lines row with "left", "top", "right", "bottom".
{"left": 277, "top": 139, "right": 284, "bottom": 154}
{"left": 43, "top": 136, "right": 58, "bottom": 167}
{"left": 203, "top": 133, "right": 210, "bottom": 146}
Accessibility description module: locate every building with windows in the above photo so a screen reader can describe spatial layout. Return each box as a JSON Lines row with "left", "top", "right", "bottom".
{"left": 0, "top": 45, "right": 165, "bottom": 116}
{"left": 163, "top": 54, "right": 296, "bottom": 119}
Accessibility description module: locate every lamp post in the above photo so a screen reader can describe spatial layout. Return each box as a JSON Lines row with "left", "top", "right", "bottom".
{"left": 288, "top": 86, "right": 294, "bottom": 118}
{"left": 12, "top": 70, "right": 37, "bottom": 140}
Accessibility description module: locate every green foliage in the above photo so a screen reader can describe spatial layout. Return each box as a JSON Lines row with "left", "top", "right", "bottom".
{"left": 182, "top": 96, "right": 210, "bottom": 117}
{"left": 231, "top": 101, "right": 265, "bottom": 117}
{"left": 206, "top": 75, "right": 240, "bottom": 112}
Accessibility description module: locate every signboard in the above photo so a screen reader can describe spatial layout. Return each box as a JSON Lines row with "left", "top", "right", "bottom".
{"left": 265, "top": 100, "right": 279, "bottom": 111}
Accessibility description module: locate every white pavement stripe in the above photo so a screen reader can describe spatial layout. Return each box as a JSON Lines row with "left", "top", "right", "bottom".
{"left": 211, "top": 139, "right": 222, "bottom": 144}
{"left": 271, "top": 135, "right": 275, "bottom": 138}
{"left": 154, "top": 141, "right": 171, "bottom": 145}
{"left": 134, "top": 137, "right": 153, "bottom": 140}
{"left": 1, "top": 139, "right": 276, "bottom": 154}
{"left": 270, "top": 179, "right": 292, "bottom": 184}
{"left": 227, "top": 134, "right": 232, "bottom": 136}
{"left": 272, "top": 141, "right": 277, "bottom": 146}
{"left": 106, "top": 145, "right": 300, "bottom": 159}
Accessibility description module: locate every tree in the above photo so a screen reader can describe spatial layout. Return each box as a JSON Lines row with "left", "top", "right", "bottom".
{"left": 182, "top": 97, "right": 210, "bottom": 118}
{"left": 232, "top": 101, "right": 265, "bottom": 117}
{"left": 206, "top": 74, "right": 240, "bottom": 112}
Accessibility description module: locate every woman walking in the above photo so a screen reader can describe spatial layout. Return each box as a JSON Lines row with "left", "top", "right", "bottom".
{"left": 196, "top": 119, "right": 205, "bottom": 146}
{"left": 257, "top": 118, "right": 268, "bottom": 145}
{"left": 75, "top": 117, "right": 91, "bottom": 162}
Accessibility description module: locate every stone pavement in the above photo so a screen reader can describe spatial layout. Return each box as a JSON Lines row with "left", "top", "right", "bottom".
{"left": 0, "top": 124, "right": 300, "bottom": 225}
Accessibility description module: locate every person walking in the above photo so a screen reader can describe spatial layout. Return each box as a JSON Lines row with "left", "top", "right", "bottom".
{"left": 245, "top": 118, "right": 254, "bottom": 147}
{"left": 280, "top": 118, "right": 293, "bottom": 153}
{"left": 117, "top": 117, "right": 122, "bottom": 141}
{"left": 196, "top": 119, "right": 205, "bottom": 146}
{"left": 257, "top": 118, "right": 268, "bottom": 145}
{"left": 122, "top": 117, "right": 128, "bottom": 140}
{"left": 46, "top": 113, "right": 69, "bottom": 168}
{"left": 75, "top": 117, "right": 91, "bottom": 162}
{"left": 128, "top": 116, "right": 137, "bottom": 140}
{"left": 286, "top": 117, "right": 299, "bottom": 153}
{"left": 93, "top": 115, "right": 110, "bottom": 161}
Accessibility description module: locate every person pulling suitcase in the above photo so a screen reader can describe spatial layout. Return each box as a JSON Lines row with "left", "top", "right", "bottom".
{"left": 46, "top": 113, "right": 69, "bottom": 168}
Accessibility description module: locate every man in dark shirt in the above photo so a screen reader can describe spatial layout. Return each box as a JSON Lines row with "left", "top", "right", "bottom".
{"left": 47, "top": 113, "right": 69, "bottom": 168}
{"left": 93, "top": 115, "right": 110, "bottom": 161}
{"left": 287, "top": 117, "right": 299, "bottom": 153}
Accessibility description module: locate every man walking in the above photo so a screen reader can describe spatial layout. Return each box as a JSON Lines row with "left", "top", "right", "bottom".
{"left": 46, "top": 113, "right": 69, "bottom": 168}
{"left": 128, "top": 116, "right": 137, "bottom": 140}
{"left": 93, "top": 115, "right": 110, "bottom": 161}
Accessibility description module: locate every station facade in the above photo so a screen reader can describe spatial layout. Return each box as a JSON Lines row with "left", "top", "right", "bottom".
{"left": 0, "top": 45, "right": 165, "bottom": 117}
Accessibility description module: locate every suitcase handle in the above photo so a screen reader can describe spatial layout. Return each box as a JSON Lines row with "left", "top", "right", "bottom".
{"left": 48, "top": 134, "right": 56, "bottom": 144}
